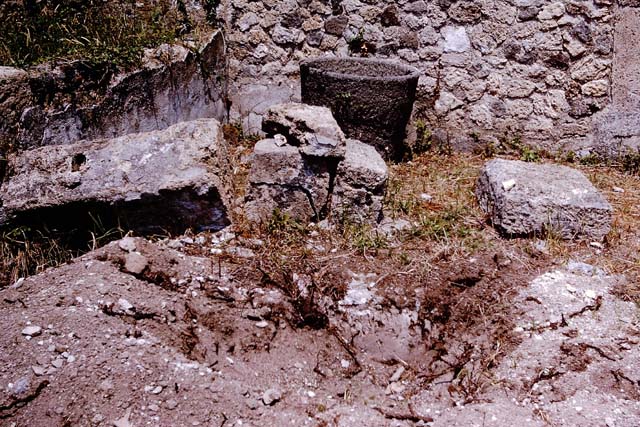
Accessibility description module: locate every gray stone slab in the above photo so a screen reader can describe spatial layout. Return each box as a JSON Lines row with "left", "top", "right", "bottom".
{"left": 476, "top": 159, "right": 612, "bottom": 239}
{"left": 0, "top": 119, "right": 232, "bottom": 233}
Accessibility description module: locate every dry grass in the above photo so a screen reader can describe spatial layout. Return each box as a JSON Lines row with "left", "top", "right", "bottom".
{"left": 0, "top": 0, "right": 209, "bottom": 68}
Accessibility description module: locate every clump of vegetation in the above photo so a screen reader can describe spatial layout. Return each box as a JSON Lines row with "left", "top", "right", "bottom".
{"left": 341, "top": 222, "right": 388, "bottom": 254}
{"left": 408, "top": 119, "right": 432, "bottom": 158}
{"left": 0, "top": 0, "right": 189, "bottom": 68}
{"left": 0, "top": 217, "right": 124, "bottom": 288}
{"left": 347, "top": 28, "right": 375, "bottom": 56}
{"left": 479, "top": 134, "right": 544, "bottom": 162}
{"left": 266, "top": 209, "right": 306, "bottom": 237}
{"left": 622, "top": 149, "right": 640, "bottom": 175}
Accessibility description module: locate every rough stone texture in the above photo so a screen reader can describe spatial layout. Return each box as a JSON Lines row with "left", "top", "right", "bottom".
{"left": 592, "top": 7, "right": 640, "bottom": 158}
{"left": 0, "top": 119, "right": 232, "bottom": 234}
{"left": 245, "top": 139, "right": 332, "bottom": 222}
{"left": 476, "top": 159, "right": 612, "bottom": 239}
{"left": 300, "top": 57, "right": 420, "bottom": 161}
{"left": 224, "top": 0, "right": 618, "bottom": 156}
{"left": 245, "top": 105, "right": 388, "bottom": 225}
{"left": 0, "top": 32, "right": 226, "bottom": 149}
{"left": 332, "top": 140, "right": 388, "bottom": 224}
{"left": 262, "top": 103, "right": 346, "bottom": 158}
{"left": 0, "top": 67, "right": 32, "bottom": 148}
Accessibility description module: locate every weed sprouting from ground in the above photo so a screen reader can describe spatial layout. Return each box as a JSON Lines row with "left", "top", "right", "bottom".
{"left": 621, "top": 150, "right": 640, "bottom": 175}
{"left": 478, "top": 134, "right": 545, "bottom": 162}
{"left": 341, "top": 222, "right": 388, "bottom": 254}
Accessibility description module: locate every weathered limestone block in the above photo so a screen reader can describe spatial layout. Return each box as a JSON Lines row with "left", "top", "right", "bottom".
{"left": 476, "top": 159, "right": 612, "bottom": 239}
{"left": 245, "top": 139, "right": 332, "bottom": 222}
{"left": 0, "top": 119, "right": 232, "bottom": 233}
{"left": 262, "top": 103, "right": 346, "bottom": 158}
{"left": 332, "top": 140, "right": 388, "bottom": 224}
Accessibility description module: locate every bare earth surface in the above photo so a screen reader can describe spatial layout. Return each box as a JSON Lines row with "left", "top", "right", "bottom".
{"left": 1, "top": 227, "right": 639, "bottom": 427}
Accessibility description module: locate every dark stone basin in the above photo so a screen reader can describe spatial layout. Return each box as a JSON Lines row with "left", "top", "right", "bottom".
{"left": 300, "top": 57, "right": 421, "bottom": 161}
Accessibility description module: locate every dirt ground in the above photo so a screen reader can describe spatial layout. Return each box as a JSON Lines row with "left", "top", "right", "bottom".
{"left": 1, "top": 153, "right": 640, "bottom": 427}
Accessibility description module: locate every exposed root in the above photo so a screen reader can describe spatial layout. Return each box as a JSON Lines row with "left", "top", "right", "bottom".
{"left": 0, "top": 380, "right": 49, "bottom": 419}
{"left": 372, "top": 403, "right": 433, "bottom": 423}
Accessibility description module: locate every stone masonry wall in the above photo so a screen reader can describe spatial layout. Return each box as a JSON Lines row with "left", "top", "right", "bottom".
{"left": 223, "top": 0, "right": 625, "bottom": 156}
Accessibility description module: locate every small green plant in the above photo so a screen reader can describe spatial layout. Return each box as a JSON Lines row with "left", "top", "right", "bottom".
{"left": 490, "top": 134, "right": 542, "bottom": 162}
{"left": 347, "top": 28, "right": 374, "bottom": 56}
{"left": 622, "top": 150, "right": 640, "bottom": 174}
{"left": 562, "top": 150, "right": 577, "bottom": 163}
{"left": 579, "top": 153, "right": 601, "bottom": 166}
{"left": 266, "top": 209, "right": 305, "bottom": 236}
{"left": 519, "top": 144, "right": 540, "bottom": 163}
{"left": 412, "top": 119, "right": 432, "bottom": 157}
{"left": 398, "top": 252, "right": 412, "bottom": 266}
{"left": 342, "top": 222, "right": 388, "bottom": 254}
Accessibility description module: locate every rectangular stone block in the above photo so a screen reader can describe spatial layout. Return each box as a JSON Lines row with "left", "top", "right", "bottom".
{"left": 476, "top": 159, "right": 612, "bottom": 240}
{"left": 0, "top": 119, "right": 232, "bottom": 234}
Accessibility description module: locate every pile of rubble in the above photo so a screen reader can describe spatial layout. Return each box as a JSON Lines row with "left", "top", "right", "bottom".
{"left": 245, "top": 102, "right": 388, "bottom": 225}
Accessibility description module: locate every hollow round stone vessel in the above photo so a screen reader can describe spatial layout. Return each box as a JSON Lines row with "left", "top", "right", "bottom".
{"left": 300, "top": 57, "right": 421, "bottom": 162}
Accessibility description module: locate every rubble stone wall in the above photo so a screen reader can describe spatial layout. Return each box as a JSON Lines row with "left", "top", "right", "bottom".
{"left": 224, "top": 0, "right": 631, "bottom": 156}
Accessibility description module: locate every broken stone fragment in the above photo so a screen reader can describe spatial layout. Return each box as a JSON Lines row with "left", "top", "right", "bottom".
{"left": 21, "top": 326, "right": 42, "bottom": 337}
{"left": 262, "top": 103, "right": 346, "bottom": 159}
{"left": 124, "top": 252, "right": 149, "bottom": 275}
{"left": 262, "top": 388, "right": 282, "bottom": 406}
{"left": 476, "top": 159, "right": 612, "bottom": 239}
{"left": 0, "top": 119, "right": 232, "bottom": 235}
{"left": 245, "top": 138, "right": 332, "bottom": 223}
{"left": 331, "top": 140, "right": 388, "bottom": 225}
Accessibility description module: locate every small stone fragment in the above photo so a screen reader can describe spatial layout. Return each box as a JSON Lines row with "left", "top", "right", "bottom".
{"left": 31, "top": 365, "right": 46, "bottom": 376}
{"left": 118, "top": 298, "right": 134, "bottom": 312}
{"left": 124, "top": 252, "right": 148, "bottom": 275}
{"left": 165, "top": 399, "right": 179, "bottom": 410}
{"left": 151, "top": 386, "right": 163, "bottom": 395}
{"left": 262, "top": 388, "right": 282, "bottom": 406}
{"left": 246, "top": 398, "right": 259, "bottom": 410}
{"left": 274, "top": 134, "right": 287, "bottom": 147}
{"left": 502, "top": 179, "right": 516, "bottom": 191}
{"left": 118, "top": 237, "right": 137, "bottom": 253}
{"left": 113, "top": 408, "right": 133, "bottom": 427}
{"left": 22, "top": 325, "right": 42, "bottom": 337}
{"left": 389, "top": 366, "right": 405, "bottom": 383}
{"left": 51, "top": 358, "right": 64, "bottom": 369}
